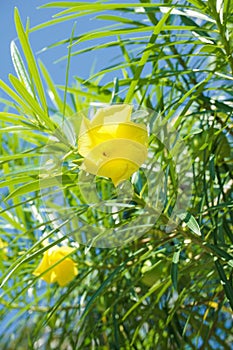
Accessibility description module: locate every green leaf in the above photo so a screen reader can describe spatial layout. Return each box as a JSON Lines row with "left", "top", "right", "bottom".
{"left": 10, "top": 41, "right": 33, "bottom": 95}
{"left": 171, "top": 249, "right": 181, "bottom": 290}
{"left": 178, "top": 212, "right": 202, "bottom": 236}
{"left": 125, "top": 9, "right": 172, "bottom": 103}
{"left": 62, "top": 22, "right": 76, "bottom": 121}
{"left": 215, "top": 260, "right": 233, "bottom": 310}
{"left": 0, "top": 79, "right": 35, "bottom": 116}
{"left": 0, "top": 112, "right": 30, "bottom": 126}
{"left": 39, "top": 60, "right": 73, "bottom": 116}
{"left": 14, "top": 8, "right": 52, "bottom": 128}
{"left": 58, "top": 85, "right": 111, "bottom": 102}
{"left": 0, "top": 153, "right": 41, "bottom": 163}
{"left": 206, "top": 243, "right": 233, "bottom": 262}
{"left": 9, "top": 75, "right": 48, "bottom": 120}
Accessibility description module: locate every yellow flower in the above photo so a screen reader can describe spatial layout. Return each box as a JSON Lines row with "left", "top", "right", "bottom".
{"left": 78, "top": 104, "right": 148, "bottom": 186}
{"left": 33, "top": 246, "right": 78, "bottom": 287}
{"left": 0, "top": 238, "right": 8, "bottom": 259}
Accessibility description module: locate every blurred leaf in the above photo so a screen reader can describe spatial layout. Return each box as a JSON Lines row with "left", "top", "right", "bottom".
{"left": 171, "top": 249, "right": 181, "bottom": 290}
{"left": 178, "top": 212, "right": 202, "bottom": 236}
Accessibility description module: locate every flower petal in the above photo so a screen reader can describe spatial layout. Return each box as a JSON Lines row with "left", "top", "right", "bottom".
{"left": 91, "top": 104, "right": 132, "bottom": 127}
{"left": 79, "top": 122, "right": 148, "bottom": 157}
{"left": 53, "top": 258, "right": 78, "bottom": 287}
{"left": 81, "top": 139, "right": 147, "bottom": 186}
{"left": 33, "top": 251, "right": 54, "bottom": 283}
{"left": 33, "top": 246, "right": 77, "bottom": 286}
{"left": 98, "top": 158, "right": 141, "bottom": 186}
{"left": 78, "top": 104, "right": 148, "bottom": 185}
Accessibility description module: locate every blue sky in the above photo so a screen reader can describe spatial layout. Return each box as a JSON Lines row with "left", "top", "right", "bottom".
{"left": 1, "top": 1, "right": 60, "bottom": 82}
{"left": 0, "top": 1, "right": 122, "bottom": 93}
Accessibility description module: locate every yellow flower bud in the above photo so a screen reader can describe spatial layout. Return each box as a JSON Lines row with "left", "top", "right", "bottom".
{"left": 78, "top": 104, "right": 148, "bottom": 186}
{"left": 33, "top": 246, "right": 78, "bottom": 287}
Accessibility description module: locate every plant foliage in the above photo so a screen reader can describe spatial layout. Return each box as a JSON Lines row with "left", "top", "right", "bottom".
{"left": 0, "top": 0, "right": 232, "bottom": 349}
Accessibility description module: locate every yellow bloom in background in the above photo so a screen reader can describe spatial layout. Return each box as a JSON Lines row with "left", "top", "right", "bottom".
{"left": 33, "top": 246, "right": 78, "bottom": 287}
{"left": 0, "top": 238, "right": 8, "bottom": 260}
{"left": 78, "top": 104, "right": 148, "bottom": 186}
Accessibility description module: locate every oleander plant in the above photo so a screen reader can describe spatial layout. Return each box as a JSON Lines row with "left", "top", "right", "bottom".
{"left": 0, "top": 1, "right": 232, "bottom": 349}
